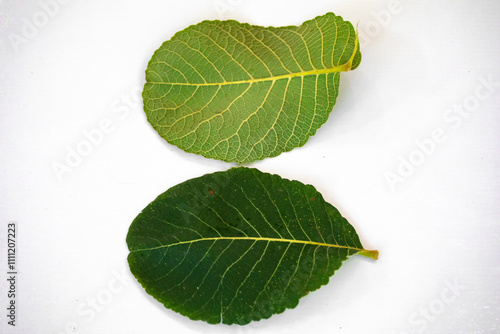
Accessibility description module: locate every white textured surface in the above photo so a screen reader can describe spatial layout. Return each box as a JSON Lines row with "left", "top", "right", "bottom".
{"left": 0, "top": 0, "right": 499, "bottom": 333}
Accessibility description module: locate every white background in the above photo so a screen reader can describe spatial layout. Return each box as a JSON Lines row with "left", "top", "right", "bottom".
{"left": 1, "top": 0, "right": 499, "bottom": 333}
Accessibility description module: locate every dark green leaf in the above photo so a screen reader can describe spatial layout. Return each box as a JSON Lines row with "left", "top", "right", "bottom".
{"left": 127, "top": 167, "right": 377, "bottom": 325}
{"left": 143, "top": 12, "right": 361, "bottom": 163}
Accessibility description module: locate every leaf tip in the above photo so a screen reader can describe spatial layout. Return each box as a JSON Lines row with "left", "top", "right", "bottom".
{"left": 346, "top": 31, "right": 360, "bottom": 71}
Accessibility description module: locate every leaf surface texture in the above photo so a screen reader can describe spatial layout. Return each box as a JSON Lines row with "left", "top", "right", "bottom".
{"left": 143, "top": 12, "right": 361, "bottom": 163}
{"left": 127, "top": 167, "right": 377, "bottom": 325}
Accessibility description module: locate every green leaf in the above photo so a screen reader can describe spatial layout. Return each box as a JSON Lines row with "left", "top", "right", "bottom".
{"left": 143, "top": 12, "right": 361, "bottom": 163}
{"left": 127, "top": 167, "right": 377, "bottom": 325}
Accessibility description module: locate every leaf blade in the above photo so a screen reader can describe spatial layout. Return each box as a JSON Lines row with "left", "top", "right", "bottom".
{"left": 127, "top": 167, "right": 376, "bottom": 325}
{"left": 143, "top": 12, "right": 361, "bottom": 163}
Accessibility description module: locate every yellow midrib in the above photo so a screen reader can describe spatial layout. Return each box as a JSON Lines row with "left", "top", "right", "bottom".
{"left": 147, "top": 63, "right": 350, "bottom": 87}
{"left": 131, "top": 235, "right": 378, "bottom": 259}
{"left": 146, "top": 34, "right": 359, "bottom": 87}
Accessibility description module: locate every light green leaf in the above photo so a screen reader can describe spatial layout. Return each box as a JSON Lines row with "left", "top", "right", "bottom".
{"left": 127, "top": 167, "right": 377, "bottom": 325}
{"left": 143, "top": 12, "right": 361, "bottom": 163}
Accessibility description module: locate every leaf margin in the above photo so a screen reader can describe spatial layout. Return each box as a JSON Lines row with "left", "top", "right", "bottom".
{"left": 126, "top": 167, "right": 378, "bottom": 325}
